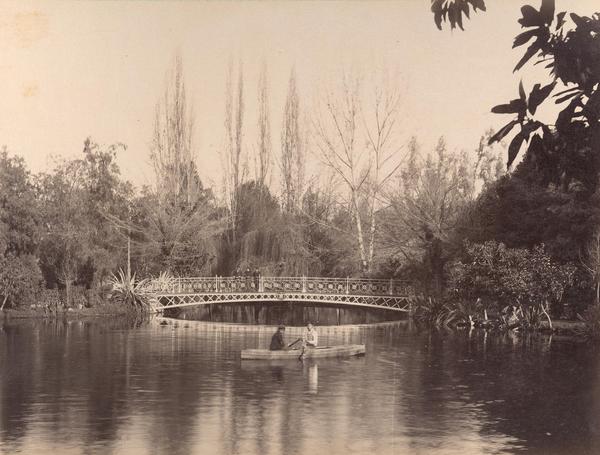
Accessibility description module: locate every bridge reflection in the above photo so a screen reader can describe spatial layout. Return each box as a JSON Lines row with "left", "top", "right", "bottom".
{"left": 173, "top": 301, "right": 406, "bottom": 325}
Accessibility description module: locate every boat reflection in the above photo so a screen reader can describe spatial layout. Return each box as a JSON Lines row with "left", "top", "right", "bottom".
{"left": 308, "top": 363, "right": 318, "bottom": 394}
{"left": 239, "top": 356, "right": 366, "bottom": 396}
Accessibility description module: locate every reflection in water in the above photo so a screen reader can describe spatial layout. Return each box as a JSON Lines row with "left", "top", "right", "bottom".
{"left": 169, "top": 302, "right": 404, "bottom": 326}
{"left": 1, "top": 317, "right": 599, "bottom": 454}
{"left": 307, "top": 363, "right": 318, "bottom": 394}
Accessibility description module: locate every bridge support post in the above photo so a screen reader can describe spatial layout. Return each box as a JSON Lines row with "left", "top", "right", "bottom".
{"left": 345, "top": 277, "right": 349, "bottom": 295}
{"left": 389, "top": 279, "right": 393, "bottom": 295}
{"left": 302, "top": 276, "right": 306, "bottom": 293}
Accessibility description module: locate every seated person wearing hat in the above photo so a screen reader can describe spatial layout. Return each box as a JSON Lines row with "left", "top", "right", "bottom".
{"left": 270, "top": 325, "right": 287, "bottom": 351}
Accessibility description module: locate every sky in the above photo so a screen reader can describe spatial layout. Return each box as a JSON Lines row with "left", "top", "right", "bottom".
{"left": 0, "top": 0, "right": 598, "bottom": 191}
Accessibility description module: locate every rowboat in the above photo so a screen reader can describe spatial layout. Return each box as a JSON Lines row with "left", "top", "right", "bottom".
{"left": 241, "top": 344, "right": 366, "bottom": 360}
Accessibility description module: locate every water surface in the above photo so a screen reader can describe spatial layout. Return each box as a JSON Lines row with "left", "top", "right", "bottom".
{"left": 1, "top": 317, "right": 599, "bottom": 454}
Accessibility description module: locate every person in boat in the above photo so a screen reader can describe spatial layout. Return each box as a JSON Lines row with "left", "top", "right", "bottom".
{"left": 302, "top": 323, "right": 318, "bottom": 348}
{"left": 299, "top": 322, "right": 318, "bottom": 359}
{"left": 270, "top": 325, "right": 287, "bottom": 351}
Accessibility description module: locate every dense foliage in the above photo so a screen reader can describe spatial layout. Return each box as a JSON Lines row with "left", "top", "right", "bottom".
{"left": 489, "top": 1, "right": 600, "bottom": 197}
{"left": 449, "top": 241, "right": 575, "bottom": 309}
{"left": 2, "top": 0, "right": 599, "bottom": 324}
{"left": 430, "top": 0, "right": 600, "bottom": 331}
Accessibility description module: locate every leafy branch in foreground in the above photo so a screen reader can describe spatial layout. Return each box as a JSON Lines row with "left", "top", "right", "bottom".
{"left": 489, "top": 0, "right": 600, "bottom": 195}
{"left": 431, "top": 0, "right": 486, "bottom": 31}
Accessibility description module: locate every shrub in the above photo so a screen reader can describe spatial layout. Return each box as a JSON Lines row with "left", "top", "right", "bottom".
{"left": 0, "top": 254, "right": 44, "bottom": 309}
{"left": 411, "top": 295, "right": 457, "bottom": 327}
{"left": 449, "top": 241, "right": 575, "bottom": 316}
{"left": 108, "top": 269, "right": 150, "bottom": 310}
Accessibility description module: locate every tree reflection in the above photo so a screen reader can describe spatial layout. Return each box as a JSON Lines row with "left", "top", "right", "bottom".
{"left": 2, "top": 318, "right": 600, "bottom": 454}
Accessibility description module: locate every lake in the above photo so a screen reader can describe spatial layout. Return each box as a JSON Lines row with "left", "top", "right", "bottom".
{"left": 1, "top": 315, "right": 599, "bottom": 454}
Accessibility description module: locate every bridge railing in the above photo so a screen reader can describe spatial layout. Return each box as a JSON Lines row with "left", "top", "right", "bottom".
{"left": 145, "top": 276, "right": 412, "bottom": 297}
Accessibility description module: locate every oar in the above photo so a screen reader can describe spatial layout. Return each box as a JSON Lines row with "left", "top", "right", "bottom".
{"left": 287, "top": 337, "right": 302, "bottom": 348}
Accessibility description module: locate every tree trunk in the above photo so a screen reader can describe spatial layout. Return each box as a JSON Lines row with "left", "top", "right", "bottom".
{"left": 127, "top": 231, "right": 131, "bottom": 281}
{"left": 428, "top": 237, "right": 444, "bottom": 299}
{"left": 367, "top": 194, "right": 376, "bottom": 275}
{"left": 351, "top": 189, "right": 368, "bottom": 273}
{"left": 541, "top": 301, "right": 553, "bottom": 330}
{"left": 0, "top": 295, "right": 8, "bottom": 311}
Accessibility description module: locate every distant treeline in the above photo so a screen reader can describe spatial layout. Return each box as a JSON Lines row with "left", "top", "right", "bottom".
{"left": 2, "top": 24, "right": 600, "bottom": 327}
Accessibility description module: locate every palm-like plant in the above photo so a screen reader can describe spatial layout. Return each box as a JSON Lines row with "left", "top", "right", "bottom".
{"left": 411, "top": 295, "right": 457, "bottom": 327}
{"left": 154, "top": 270, "right": 175, "bottom": 291}
{"left": 108, "top": 268, "right": 150, "bottom": 309}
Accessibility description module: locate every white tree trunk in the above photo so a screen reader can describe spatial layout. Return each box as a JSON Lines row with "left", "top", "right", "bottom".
{"left": 351, "top": 190, "right": 368, "bottom": 273}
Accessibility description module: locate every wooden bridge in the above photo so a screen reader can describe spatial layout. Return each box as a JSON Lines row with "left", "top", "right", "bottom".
{"left": 145, "top": 276, "right": 414, "bottom": 313}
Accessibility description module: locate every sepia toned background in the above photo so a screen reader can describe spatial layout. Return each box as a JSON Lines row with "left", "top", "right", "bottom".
{"left": 0, "top": 0, "right": 596, "bottom": 189}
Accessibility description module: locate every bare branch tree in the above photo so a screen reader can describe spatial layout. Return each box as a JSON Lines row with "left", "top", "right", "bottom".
{"left": 362, "top": 73, "right": 404, "bottom": 271}
{"left": 256, "top": 60, "right": 272, "bottom": 188}
{"left": 150, "top": 55, "right": 198, "bottom": 207}
{"left": 221, "top": 58, "right": 246, "bottom": 237}
{"left": 313, "top": 70, "right": 404, "bottom": 274}
{"left": 280, "top": 68, "right": 305, "bottom": 213}
{"left": 313, "top": 72, "right": 370, "bottom": 272}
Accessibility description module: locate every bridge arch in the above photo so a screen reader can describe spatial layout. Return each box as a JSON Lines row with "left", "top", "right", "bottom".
{"left": 147, "top": 277, "right": 414, "bottom": 313}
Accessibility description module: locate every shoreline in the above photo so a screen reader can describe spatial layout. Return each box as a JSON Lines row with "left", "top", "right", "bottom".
{"left": 2, "top": 309, "right": 589, "bottom": 338}
{"left": 1, "top": 303, "right": 130, "bottom": 320}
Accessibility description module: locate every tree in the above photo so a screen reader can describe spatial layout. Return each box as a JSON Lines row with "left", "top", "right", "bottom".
{"left": 80, "top": 139, "right": 133, "bottom": 286}
{"left": 37, "top": 157, "right": 90, "bottom": 305}
{"left": 0, "top": 149, "right": 44, "bottom": 309}
{"left": 581, "top": 229, "right": 600, "bottom": 304}
{"left": 362, "top": 74, "right": 405, "bottom": 271}
{"left": 0, "top": 148, "right": 40, "bottom": 256}
{"left": 222, "top": 58, "right": 247, "bottom": 236}
{"left": 488, "top": 1, "right": 600, "bottom": 196}
{"left": 150, "top": 55, "right": 199, "bottom": 207}
{"left": 280, "top": 68, "right": 305, "bottom": 214}
{"left": 430, "top": 1, "right": 600, "bottom": 195}
{"left": 449, "top": 241, "right": 575, "bottom": 324}
{"left": 0, "top": 255, "right": 43, "bottom": 310}
{"left": 129, "top": 184, "right": 223, "bottom": 276}
{"left": 256, "top": 61, "right": 272, "bottom": 188}
{"left": 314, "top": 72, "right": 367, "bottom": 272}
{"left": 313, "top": 71, "right": 404, "bottom": 274}
{"left": 380, "top": 135, "right": 502, "bottom": 295}
{"left": 137, "top": 57, "right": 226, "bottom": 276}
